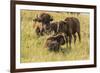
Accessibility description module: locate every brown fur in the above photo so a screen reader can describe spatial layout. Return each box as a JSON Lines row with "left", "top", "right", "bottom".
{"left": 49, "top": 17, "right": 81, "bottom": 48}
{"left": 45, "top": 34, "right": 67, "bottom": 52}
{"left": 33, "top": 13, "right": 53, "bottom": 36}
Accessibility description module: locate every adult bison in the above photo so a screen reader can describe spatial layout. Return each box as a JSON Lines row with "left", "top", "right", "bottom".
{"left": 33, "top": 13, "right": 53, "bottom": 36}
{"left": 64, "top": 17, "right": 81, "bottom": 42}
{"left": 49, "top": 17, "right": 81, "bottom": 48}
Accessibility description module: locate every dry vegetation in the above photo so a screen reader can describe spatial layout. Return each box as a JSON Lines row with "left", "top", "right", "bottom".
{"left": 20, "top": 10, "right": 90, "bottom": 63}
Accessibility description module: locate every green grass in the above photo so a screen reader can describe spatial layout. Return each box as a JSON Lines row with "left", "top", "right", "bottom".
{"left": 20, "top": 10, "right": 90, "bottom": 63}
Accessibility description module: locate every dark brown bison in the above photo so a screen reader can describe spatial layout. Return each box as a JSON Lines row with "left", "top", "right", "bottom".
{"left": 49, "top": 17, "right": 81, "bottom": 48}
{"left": 58, "top": 17, "right": 81, "bottom": 47}
{"left": 64, "top": 17, "right": 81, "bottom": 42}
{"left": 45, "top": 34, "right": 68, "bottom": 52}
{"left": 33, "top": 13, "right": 53, "bottom": 36}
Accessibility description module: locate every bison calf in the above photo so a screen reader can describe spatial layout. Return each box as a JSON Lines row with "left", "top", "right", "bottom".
{"left": 48, "top": 41, "right": 60, "bottom": 52}
{"left": 45, "top": 34, "right": 67, "bottom": 52}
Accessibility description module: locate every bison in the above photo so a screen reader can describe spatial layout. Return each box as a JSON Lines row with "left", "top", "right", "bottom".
{"left": 48, "top": 17, "right": 81, "bottom": 48}
{"left": 58, "top": 17, "right": 81, "bottom": 48}
{"left": 45, "top": 34, "right": 68, "bottom": 52}
{"left": 64, "top": 17, "right": 81, "bottom": 42}
{"left": 33, "top": 13, "right": 53, "bottom": 36}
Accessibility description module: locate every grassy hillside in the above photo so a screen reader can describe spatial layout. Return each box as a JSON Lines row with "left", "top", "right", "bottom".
{"left": 20, "top": 10, "right": 90, "bottom": 63}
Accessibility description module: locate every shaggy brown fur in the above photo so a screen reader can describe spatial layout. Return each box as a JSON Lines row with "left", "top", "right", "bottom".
{"left": 45, "top": 34, "right": 68, "bottom": 52}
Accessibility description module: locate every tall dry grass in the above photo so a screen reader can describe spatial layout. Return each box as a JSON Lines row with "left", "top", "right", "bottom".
{"left": 20, "top": 10, "right": 90, "bottom": 63}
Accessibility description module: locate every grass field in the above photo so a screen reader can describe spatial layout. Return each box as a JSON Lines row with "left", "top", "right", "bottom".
{"left": 20, "top": 10, "right": 90, "bottom": 63}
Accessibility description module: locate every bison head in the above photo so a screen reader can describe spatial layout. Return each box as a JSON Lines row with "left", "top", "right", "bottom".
{"left": 33, "top": 13, "right": 53, "bottom": 34}
{"left": 33, "top": 13, "right": 53, "bottom": 25}
{"left": 57, "top": 21, "right": 67, "bottom": 33}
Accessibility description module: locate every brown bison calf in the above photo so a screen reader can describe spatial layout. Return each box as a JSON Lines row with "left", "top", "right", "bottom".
{"left": 45, "top": 34, "right": 68, "bottom": 52}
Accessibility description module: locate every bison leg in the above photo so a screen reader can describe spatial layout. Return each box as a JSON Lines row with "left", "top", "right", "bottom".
{"left": 38, "top": 27, "right": 44, "bottom": 36}
{"left": 65, "top": 35, "right": 68, "bottom": 48}
{"left": 66, "top": 41, "right": 68, "bottom": 48}
{"left": 73, "top": 34, "right": 76, "bottom": 44}
{"left": 35, "top": 27, "right": 41, "bottom": 36}
{"left": 69, "top": 35, "right": 72, "bottom": 48}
